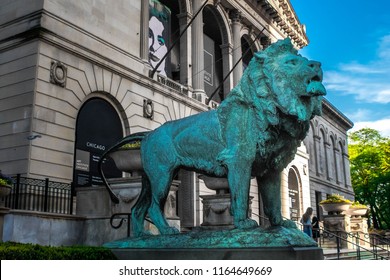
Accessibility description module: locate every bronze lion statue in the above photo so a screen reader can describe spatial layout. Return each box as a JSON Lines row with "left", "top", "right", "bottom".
{"left": 100, "top": 39, "right": 326, "bottom": 237}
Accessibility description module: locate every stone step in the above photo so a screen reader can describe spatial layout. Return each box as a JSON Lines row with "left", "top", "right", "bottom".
{"left": 323, "top": 248, "right": 389, "bottom": 260}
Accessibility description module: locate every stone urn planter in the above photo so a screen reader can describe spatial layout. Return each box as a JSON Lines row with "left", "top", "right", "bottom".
{"left": 320, "top": 194, "right": 352, "bottom": 215}
{"left": 320, "top": 202, "right": 351, "bottom": 215}
{"left": 198, "top": 175, "right": 229, "bottom": 194}
{"left": 347, "top": 207, "right": 368, "bottom": 217}
{"left": 0, "top": 185, "right": 12, "bottom": 197}
{"left": 109, "top": 149, "right": 143, "bottom": 176}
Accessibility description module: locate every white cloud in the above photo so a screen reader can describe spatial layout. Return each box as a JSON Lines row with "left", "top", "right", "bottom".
{"left": 324, "top": 34, "right": 390, "bottom": 104}
{"left": 350, "top": 118, "right": 390, "bottom": 137}
{"left": 378, "top": 34, "right": 390, "bottom": 60}
{"left": 339, "top": 62, "right": 385, "bottom": 74}
{"left": 345, "top": 108, "right": 372, "bottom": 122}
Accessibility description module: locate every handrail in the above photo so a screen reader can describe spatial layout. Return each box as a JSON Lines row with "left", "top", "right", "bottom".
{"left": 252, "top": 212, "right": 389, "bottom": 260}
{"left": 298, "top": 222, "right": 390, "bottom": 260}
{"left": 109, "top": 212, "right": 154, "bottom": 238}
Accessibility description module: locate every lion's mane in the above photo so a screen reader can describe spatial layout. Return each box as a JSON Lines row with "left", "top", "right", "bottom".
{"left": 217, "top": 39, "right": 313, "bottom": 170}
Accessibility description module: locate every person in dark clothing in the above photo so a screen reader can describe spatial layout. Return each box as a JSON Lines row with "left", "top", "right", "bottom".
{"left": 312, "top": 216, "right": 320, "bottom": 242}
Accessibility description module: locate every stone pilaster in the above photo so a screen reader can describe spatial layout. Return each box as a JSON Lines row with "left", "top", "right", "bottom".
{"left": 343, "top": 152, "right": 352, "bottom": 188}
{"left": 178, "top": 12, "right": 193, "bottom": 92}
{"left": 140, "top": 0, "right": 150, "bottom": 65}
{"left": 220, "top": 43, "right": 233, "bottom": 98}
{"left": 313, "top": 135, "right": 321, "bottom": 176}
{"left": 280, "top": 170, "right": 290, "bottom": 219}
{"left": 324, "top": 141, "right": 331, "bottom": 180}
{"left": 230, "top": 9, "right": 243, "bottom": 86}
{"left": 191, "top": 0, "right": 206, "bottom": 102}
{"left": 334, "top": 147, "right": 342, "bottom": 184}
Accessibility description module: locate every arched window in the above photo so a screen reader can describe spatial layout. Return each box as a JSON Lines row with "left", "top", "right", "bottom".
{"left": 306, "top": 125, "right": 316, "bottom": 172}
{"left": 329, "top": 136, "right": 336, "bottom": 181}
{"left": 338, "top": 142, "right": 345, "bottom": 186}
{"left": 319, "top": 129, "right": 326, "bottom": 176}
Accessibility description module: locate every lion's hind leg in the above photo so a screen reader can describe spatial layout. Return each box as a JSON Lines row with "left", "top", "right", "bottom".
{"left": 146, "top": 169, "right": 180, "bottom": 235}
{"left": 131, "top": 175, "right": 152, "bottom": 237}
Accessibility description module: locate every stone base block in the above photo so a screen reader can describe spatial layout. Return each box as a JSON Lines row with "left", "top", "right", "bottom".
{"left": 111, "top": 247, "right": 323, "bottom": 260}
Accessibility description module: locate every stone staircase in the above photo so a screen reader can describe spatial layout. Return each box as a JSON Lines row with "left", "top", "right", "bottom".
{"left": 323, "top": 247, "right": 389, "bottom": 260}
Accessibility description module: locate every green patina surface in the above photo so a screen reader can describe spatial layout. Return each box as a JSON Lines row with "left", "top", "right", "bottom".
{"left": 101, "top": 39, "right": 326, "bottom": 247}
{"left": 104, "top": 226, "right": 317, "bottom": 249}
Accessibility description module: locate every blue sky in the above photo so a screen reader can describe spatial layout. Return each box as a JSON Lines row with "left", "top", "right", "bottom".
{"left": 290, "top": 0, "right": 390, "bottom": 137}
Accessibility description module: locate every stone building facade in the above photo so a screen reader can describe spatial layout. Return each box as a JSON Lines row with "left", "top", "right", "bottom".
{"left": 0, "top": 0, "right": 353, "bottom": 242}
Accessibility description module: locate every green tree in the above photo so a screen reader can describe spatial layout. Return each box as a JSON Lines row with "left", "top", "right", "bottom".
{"left": 349, "top": 128, "right": 390, "bottom": 229}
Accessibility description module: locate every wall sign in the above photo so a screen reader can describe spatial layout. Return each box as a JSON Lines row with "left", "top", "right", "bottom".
{"left": 73, "top": 98, "right": 123, "bottom": 187}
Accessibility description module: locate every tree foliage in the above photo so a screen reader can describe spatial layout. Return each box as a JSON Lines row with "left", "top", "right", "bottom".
{"left": 349, "top": 128, "right": 390, "bottom": 229}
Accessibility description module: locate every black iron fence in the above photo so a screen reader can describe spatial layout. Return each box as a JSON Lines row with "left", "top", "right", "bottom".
{"left": 4, "top": 175, "right": 74, "bottom": 215}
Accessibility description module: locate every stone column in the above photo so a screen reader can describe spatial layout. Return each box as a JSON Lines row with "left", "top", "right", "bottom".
{"left": 230, "top": 10, "right": 243, "bottom": 86}
{"left": 178, "top": 12, "right": 193, "bottom": 94}
{"left": 280, "top": 170, "right": 290, "bottom": 219}
{"left": 191, "top": 0, "right": 206, "bottom": 102}
{"left": 220, "top": 43, "right": 233, "bottom": 98}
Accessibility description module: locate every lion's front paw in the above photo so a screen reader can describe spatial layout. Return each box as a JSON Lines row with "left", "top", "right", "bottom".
{"left": 235, "top": 218, "right": 258, "bottom": 229}
{"left": 281, "top": 219, "right": 297, "bottom": 229}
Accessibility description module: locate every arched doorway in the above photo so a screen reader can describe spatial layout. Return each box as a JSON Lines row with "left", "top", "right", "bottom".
{"left": 73, "top": 98, "right": 123, "bottom": 187}
{"left": 288, "top": 168, "right": 301, "bottom": 222}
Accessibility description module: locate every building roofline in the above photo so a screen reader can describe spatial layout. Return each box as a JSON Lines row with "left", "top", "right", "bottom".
{"left": 322, "top": 98, "right": 354, "bottom": 130}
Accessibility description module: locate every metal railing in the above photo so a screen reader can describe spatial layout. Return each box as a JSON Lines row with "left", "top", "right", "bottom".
{"left": 157, "top": 74, "right": 189, "bottom": 96}
{"left": 110, "top": 212, "right": 154, "bottom": 238}
{"left": 4, "top": 174, "right": 74, "bottom": 215}
{"left": 252, "top": 212, "right": 390, "bottom": 260}
{"left": 302, "top": 225, "right": 390, "bottom": 260}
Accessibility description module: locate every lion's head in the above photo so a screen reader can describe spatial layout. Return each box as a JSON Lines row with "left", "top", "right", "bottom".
{"left": 226, "top": 38, "right": 326, "bottom": 125}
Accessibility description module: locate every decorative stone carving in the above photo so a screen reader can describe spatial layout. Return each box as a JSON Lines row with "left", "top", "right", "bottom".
{"left": 143, "top": 99, "right": 154, "bottom": 119}
{"left": 50, "top": 61, "right": 67, "bottom": 87}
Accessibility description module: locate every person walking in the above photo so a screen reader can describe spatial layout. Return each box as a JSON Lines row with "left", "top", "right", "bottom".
{"left": 301, "top": 207, "right": 313, "bottom": 237}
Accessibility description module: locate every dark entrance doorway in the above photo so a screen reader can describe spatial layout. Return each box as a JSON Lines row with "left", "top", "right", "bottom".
{"left": 73, "top": 98, "right": 123, "bottom": 187}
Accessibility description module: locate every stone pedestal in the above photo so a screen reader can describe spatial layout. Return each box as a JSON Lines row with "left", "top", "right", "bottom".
{"left": 200, "top": 194, "right": 233, "bottom": 229}
{"left": 75, "top": 177, "right": 180, "bottom": 244}
{"left": 350, "top": 216, "right": 369, "bottom": 246}
{"left": 105, "top": 226, "right": 323, "bottom": 260}
{"left": 322, "top": 214, "right": 351, "bottom": 249}
{"left": 200, "top": 194, "right": 253, "bottom": 230}
{"left": 111, "top": 246, "right": 323, "bottom": 260}
{"left": 199, "top": 175, "right": 253, "bottom": 229}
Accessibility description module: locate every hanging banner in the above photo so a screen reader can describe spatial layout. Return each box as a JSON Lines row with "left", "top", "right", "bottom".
{"left": 149, "top": 0, "right": 171, "bottom": 78}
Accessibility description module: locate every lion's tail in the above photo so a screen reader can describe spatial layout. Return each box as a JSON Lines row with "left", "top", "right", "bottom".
{"left": 98, "top": 131, "right": 150, "bottom": 204}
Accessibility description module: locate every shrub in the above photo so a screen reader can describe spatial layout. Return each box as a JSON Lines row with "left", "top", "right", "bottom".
{"left": 319, "top": 194, "right": 352, "bottom": 204}
{"left": 0, "top": 242, "right": 117, "bottom": 260}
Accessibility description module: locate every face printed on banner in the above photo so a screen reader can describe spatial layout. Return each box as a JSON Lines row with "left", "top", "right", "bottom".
{"left": 149, "top": 16, "right": 168, "bottom": 76}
